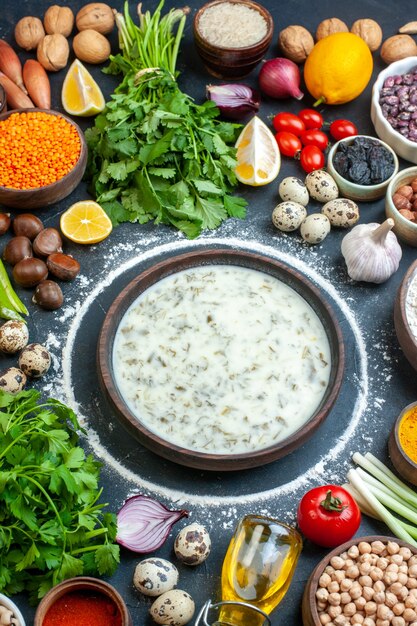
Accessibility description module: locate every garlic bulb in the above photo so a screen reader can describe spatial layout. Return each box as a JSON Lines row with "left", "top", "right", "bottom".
{"left": 341, "top": 218, "right": 402, "bottom": 284}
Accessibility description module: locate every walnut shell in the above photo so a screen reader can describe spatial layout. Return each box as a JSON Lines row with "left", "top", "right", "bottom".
{"left": 44, "top": 5, "right": 74, "bottom": 37}
{"left": 380, "top": 34, "right": 417, "bottom": 64}
{"left": 14, "top": 16, "right": 45, "bottom": 51}
{"left": 315, "top": 17, "right": 349, "bottom": 41}
{"left": 73, "top": 29, "right": 111, "bottom": 64}
{"left": 278, "top": 25, "right": 314, "bottom": 64}
{"left": 351, "top": 18, "right": 382, "bottom": 51}
{"left": 75, "top": 2, "right": 115, "bottom": 35}
{"left": 37, "top": 33, "right": 69, "bottom": 71}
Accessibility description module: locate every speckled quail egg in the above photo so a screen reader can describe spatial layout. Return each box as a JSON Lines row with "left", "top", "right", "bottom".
{"left": 300, "top": 214, "right": 331, "bottom": 244}
{"left": 0, "top": 320, "right": 29, "bottom": 354}
{"left": 305, "top": 170, "right": 339, "bottom": 202}
{"left": 272, "top": 202, "right": 307, "bottom": 232}
{"left": 0, "top": 367, "right": 27, "bottom": 393}
{"left": 18, "top": 343, "right": 51, "bottom": 378}
{"left": 174, "top": 522, "right": 211, "bottom": 566}
{"left": 133, "top": 558, "right": 179, "bottom": 597}
{"left": 278, "top": 176, "right": 309, "bottom": 206}
{"left": 149, "top": 589, "right": 195, "bottom": 626}
{"left": 321, "top": 198, "right": 360, "bottom": 228}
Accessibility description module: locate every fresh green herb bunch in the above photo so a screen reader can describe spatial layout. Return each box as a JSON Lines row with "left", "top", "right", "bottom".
{"left": 0, "top": 389, "right": 119, "bottom": 601}
{"left": 85, "top": 1, "right": 247, "bottom": 239}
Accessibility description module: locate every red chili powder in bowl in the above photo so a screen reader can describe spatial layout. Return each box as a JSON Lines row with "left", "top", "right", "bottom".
{"left": 42, "top": 590, "right": 122, "bottom": 626}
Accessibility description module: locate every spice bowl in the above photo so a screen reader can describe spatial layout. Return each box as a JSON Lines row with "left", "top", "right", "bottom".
{"left": 389, "top": 401, "right": 417, "bottom": 487}
{"left": 0, "top": 108, "right": 87, "bottom": 210}
{"left": 34, "top": 577, "right": 133, "bottom": 626}
{"left": 385, "top": 167, "right": 417, "bottom": 246}
{"left": 371, "top": 56, "right": 417, "bottom": 164}
{"left": 0, "top": 592, "right": 26, "bottom": 626}
{"left": 327, "top": 135, "right": 399, "bottom": 202}
{"left": 394, "top": 258, "right": 417, "bottom": 372}
{"left": 193, "top": 0, "right": 273, "bottom": 79}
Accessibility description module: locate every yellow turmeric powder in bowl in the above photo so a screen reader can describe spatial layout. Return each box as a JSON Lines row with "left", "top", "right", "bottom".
{"left": 398, "top": 405, "right": 417, "bottom": 464}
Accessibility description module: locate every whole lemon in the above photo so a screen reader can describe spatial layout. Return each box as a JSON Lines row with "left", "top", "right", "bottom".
{"left": 304, "top": 32, "right": 373, "bottom": 105}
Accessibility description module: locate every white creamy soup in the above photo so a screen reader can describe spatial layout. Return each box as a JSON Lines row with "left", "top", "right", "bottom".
{"left": 112, "top": 265, "right": 331, "bottom": 454}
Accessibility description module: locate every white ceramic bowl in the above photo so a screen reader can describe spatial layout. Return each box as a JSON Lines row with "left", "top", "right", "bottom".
{"left": 0, "top": 592, "right": 26, "bottom": 626}
{"left": 327, "top": 135, "right": 399, "bottom": 202}
{"left": 371, "top": 56, "right": 417, "bottom": 164}
{"left": 385, "top": 166, "right": 417, "bottom": 246}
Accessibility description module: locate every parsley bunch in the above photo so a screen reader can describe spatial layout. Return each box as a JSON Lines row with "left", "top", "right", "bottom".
{"left": 85, "top": 1, "right": 247, "bottom": 239}
{"left": 0, "top": 390, "right": 119, "bottom": 601}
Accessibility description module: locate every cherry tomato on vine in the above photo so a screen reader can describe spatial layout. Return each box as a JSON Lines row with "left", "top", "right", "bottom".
{"left": 297, "top": 485, "right": 361, "bottom": 548}
{"left": 300, "top": 129, "right": 329, "bottom": 151}
{"left": 275, "top": 131, "right": 302, "bottom": 157}
{"left": 299, "top": 144, "right": 325, "bottom": 173}
{"left": 272, "top": 112, "right": 305, "bottom": 136}
{"left": 298, "top": 108, "right": 324, "bottom": 130}
{"left": 329, "top": 119, "right": 358, "bottom": 141}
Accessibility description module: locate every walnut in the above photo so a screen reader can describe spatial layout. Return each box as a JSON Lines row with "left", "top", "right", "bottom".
{"left": 14, "top": 16, "right": 45, "bottom": 51}
{"left": 37, "top": 33, "right": 69, "bottom": 71}
{"left": 44, "top": 5, "right": 74, "bottom": 37}
{"left": 380, "top": 34, "right": 417, "bottom": 64}
{"left": 75, "top": 2, "right": 115, "bottom": 35}
{"left": 278, "top": 25, "right": 314, "bottom": 64}
{"left": 351, "top": 19, "right": 382, "bottom": 51}
{"left": 315, "top": 18, "right": 349, "bottom": 41}
{"left": 73, "top": 29, "right": 111, "bottom": 64}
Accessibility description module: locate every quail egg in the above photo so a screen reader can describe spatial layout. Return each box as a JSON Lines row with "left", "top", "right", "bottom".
{"left": 305, "top": 170, "right": 339, "bottom": 202}
{"left": 300, "top": 214, "right": 331, "bottom": 244}
{"left": 321, "top": 198, "right": 360, "bottom": 228}
{"left": 149, "top": 589, "right": 195, "bottom": 626}
{"left": 0, "top": 367, "right": 27, "bottom": 394}
{"left": 278, "top": 176, "right": 309, "bottom": 206}
{"left": 18, "top": 343, "right": 51, "bottom": 378}
{"left": 272, "top": 201, "right": 307, "bottom": 232}
{"left": 0, "top": 320, "right": 29, "bottom": 354}
{"left": 133, "top": 558, "right": 179, "bottom": 597}
{"left": 174, "top": 522, "right": 211, "bottom": 566}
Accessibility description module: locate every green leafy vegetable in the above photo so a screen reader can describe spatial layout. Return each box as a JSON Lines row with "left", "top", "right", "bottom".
{"left": 0, "top": 389, "right": 120, "bottom": 601}
{"left": 85, "top": 1, "right": 247, "bottom": 239}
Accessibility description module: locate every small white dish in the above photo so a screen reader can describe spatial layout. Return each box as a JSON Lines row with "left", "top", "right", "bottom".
{"left": 0, "top": 592, "right": 26, "bottom": 626}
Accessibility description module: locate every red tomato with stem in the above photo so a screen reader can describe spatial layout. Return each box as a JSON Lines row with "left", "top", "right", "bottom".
{"left": 272, "top": 112, "right": 305, "bottom": 136}
{"left": 300, "top": 129, "right": 329, "bottom": 151}
{"left": 329, "top": 119, "right": 358, "bottom": 141}
{"left": 298, "top": 108, "right": 324, "bottom": 130}
{"left": 275, "top": 131, "right": 302, "bottom": 157}
{"left": 299, "top": 145, "right": 325, "bottom": 173}
{"left": 297, "top": 485, "right": 361, "bottom": 547}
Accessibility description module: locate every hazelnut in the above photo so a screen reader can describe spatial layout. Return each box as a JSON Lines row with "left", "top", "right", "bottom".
{"left": 381, "top": 35, "right": 417, "bottom": 64}
{"left": 75, "top": 2, "right": 115, "bottom": 35}
{"left": 37, "top": 33, "right": 69, "bottom": 71}
{"left": 14, "top": 16, "right": 45, "bottom": 51}
{"left": 351, "top": 18, "right": 383, "bottom": 51}
{"left": 278, "top": 25, "right": 314, "bottom": 63}
{"left": 315, "top": 18, "right": 349, "bottom": 41}
{"left": 44, "top": 5, "right": 74, "bottom": 36}
{"left": 73, "top": 29, "right": 111, "bottom": 64}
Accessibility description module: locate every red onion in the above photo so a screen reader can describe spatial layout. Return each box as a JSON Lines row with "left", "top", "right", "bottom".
{"left": 258, "top": 58, "right": 304, "bottom": 100}
{"left": 116, "top": 495, "right": 189, "bottom": 553}
{"left": 206, "top": 83, "right": 261, "bottom": 119}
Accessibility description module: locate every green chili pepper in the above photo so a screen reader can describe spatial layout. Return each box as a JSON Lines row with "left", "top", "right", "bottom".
{"left": 0, "top": 305, "right": 24, "bottom": 322}
{"left": 0, "top": 259, "right": 28, "bottom": 316}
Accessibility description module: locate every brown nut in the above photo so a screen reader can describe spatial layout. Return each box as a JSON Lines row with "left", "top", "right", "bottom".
{"left": 393, "top": 192, "right": 412, "bottom": 211}
{"left": 32, "top": 228, "right": 62, "bottom": 257}
{"left": 351, "top": 18, "right": 383, "bottom": 51}
{"left": 13, "top": 258, "right": 48, "bottom": 288}
{"left": 75, "top": 2, "right": 115, "bottom": 34}
{"left": 315, "top": 18, "right": 349, "bottom": 40}
{"left": 399, "top": 209, "right": 416, "bottom": 221}
{"left": 0, "top": 213, "right": 11, "bottom": 236}
{"left": 33, "top": 280, "right": 64, "bottom": 310}
{"left": 3, "top": 236, "right": 33, "bottom": 266}
{"left": 380, "top": 34, "right": 417, "bottom": 64}
{"left": 13, "top": 213, "right": 44, "bottom": 240}
{"left": 278, "top": 25, "right": 314, "bottom": 64}
{"left": 37, "top": 33, "right": 69, "bottom": 71}
{"left": 44, "top": 5, "right": 74, "bottom": 36}
{"left": 14, "top": 16, "right": 45, "bottom": 51}
{"left": 396, "top": 184, "right": 414, "bottom": 200}
{"left": 73, "top": 29, "right": 111, "bottom": 64}
{"left": 46, "top": 252, "right": 80, "bottom": 281}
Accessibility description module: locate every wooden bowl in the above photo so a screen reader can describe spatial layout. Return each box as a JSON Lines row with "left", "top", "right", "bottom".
{"left": 302, "top": 535, "right": 417, "bottom": 626}
{"left": 34, "top": 577, "right": 132, "bottom": 626}
{"left": 193, "top": 0, "right": 273, "bottom": 79}
{"left": 97, "top": 248, "right": 345, "bottom": 471}
{"left": 0, "top": 84, "right": 6, "bottom": 115}
{"left": 386, "top": 167, "right": 417, "bottom": 247}
{"left": 394, "top": 258, "right": 417, "bottom": 371}
{"left": 0, "top": 108, "right": 87, "bottom": 210}
{"left": 389, "top": 401, "right": 417, "bottom": 486}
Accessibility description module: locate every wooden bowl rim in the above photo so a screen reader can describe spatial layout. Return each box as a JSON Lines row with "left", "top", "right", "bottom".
{"left": 392, "top": 400, "right": 417, "bottom": 470}
{"left": 0, "top": 84, "right": 6, "bottom": 114}
{"left": 97, "top": 247, "right": 345, "bottom": 471}
{"left": 386, "top": 167, "right": 417, "bottom": 232}
{"left": 0, "top": 107, "right": 87, "bottom": 195}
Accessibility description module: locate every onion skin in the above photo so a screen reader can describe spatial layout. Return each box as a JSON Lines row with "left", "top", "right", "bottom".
{"left": 207, "top": 83, "right": 261, "bottom": 120}
{"left": 0, "top": 39, "right": 27, "bottom": 93}
{"left": 258, "top": 57, "right": 304, "bottom": 100}
{"left": 23, "top": 60, "right": 51, "bottom": 109}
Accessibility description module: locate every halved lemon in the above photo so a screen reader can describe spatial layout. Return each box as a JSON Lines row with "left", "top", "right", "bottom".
{"left": 62, "top": 59, "right": 106, "bottom": 117}
{"left": 60, "top": 200, "right": 113, "bottom": 244}
{"left": 235, "top": 115, "right": 281, "bottom": 186}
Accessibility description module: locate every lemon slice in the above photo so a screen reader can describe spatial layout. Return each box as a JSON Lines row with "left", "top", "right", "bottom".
{"left": 62, "top": 59, "right": 106, "bottom": 117}
{"left": 60, "top": 200, "right": 113, "bottom": 244}
{"left": 235, "top": 115, "right": 281, "bottom": 186}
